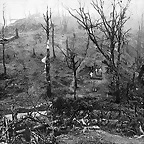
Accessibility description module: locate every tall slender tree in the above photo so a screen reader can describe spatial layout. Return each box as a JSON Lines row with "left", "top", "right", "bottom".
{"left": 2, "top": 5, "right": 6, "bottom": 75}
{"left": 0, "top": 5, "right": 19, "bottom": 76}
{"left": 56, "top": 34, "right": 89, "bottom": 99}
{"left": 41, "top": 7, "right": 52, "bottom": 98}
{"left": 51, "top": 21, "right": 56, "bottom": 58}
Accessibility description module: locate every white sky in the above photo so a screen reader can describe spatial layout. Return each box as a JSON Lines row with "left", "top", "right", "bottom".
{"left": 0, "top": 0, "right": 144, "bottom": 26}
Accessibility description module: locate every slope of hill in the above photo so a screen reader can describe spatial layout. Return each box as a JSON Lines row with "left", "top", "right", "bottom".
{"left": 7, "top": 14, "right": 42, "bottom": 32}
{"left": 6, "top": 13, "right": 78, "bottom": 34}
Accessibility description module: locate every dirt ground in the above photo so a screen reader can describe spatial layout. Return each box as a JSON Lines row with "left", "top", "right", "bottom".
{"left": 1, "top": 25, "right": 143, "bottom": 144}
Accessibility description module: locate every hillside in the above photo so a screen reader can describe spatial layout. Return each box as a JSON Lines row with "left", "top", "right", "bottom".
{"left": 1, "top": 11, "right": 144, "bottom": 144}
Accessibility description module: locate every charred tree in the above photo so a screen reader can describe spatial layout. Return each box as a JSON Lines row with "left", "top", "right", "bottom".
{"left": 0, "top": 6, "right": 19, "bottom": 76}
{"left": 1, "top": 7, "right": 6, "bottom": 76}
{"left": 41, "top": 7, "right": 52, "bottom": 98}
{"left": 68, "top": 0, "right": 131, "bottom": 103}
{"left": 2, "top": 41, "right": 6, "bottom": 76}
{"left": 56, "top": 34, "right": 89, "bottom": 99}
{"left": 51, "top": 22, "right": 56, "bottom": 58}
{"left": 32, "top": 47, "right": 36, "bottom": 57}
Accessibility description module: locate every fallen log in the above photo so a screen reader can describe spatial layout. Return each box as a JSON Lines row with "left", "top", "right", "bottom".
{"left": 0, "top": 28, "right": 19, "bottom": 45}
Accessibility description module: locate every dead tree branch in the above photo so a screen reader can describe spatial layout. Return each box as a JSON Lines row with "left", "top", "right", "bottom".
{"left": 68, "top": 0, "right": 131, "bottom": 103}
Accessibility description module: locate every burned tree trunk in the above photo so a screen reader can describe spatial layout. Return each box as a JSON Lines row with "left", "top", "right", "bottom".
{"left": 0, "top": 28, "right": 19, "bottom": 76}
{"left": 71, "top": 55, "right": 78, "bottom": 100}
{"left": 46, "top": 40, "right": 52, "bottom": 97}
{"left": 2, "top": 43, "right": 6, "bottom": 75}
{"left": 51, "top": 22, "right": 56, "bottom": 58}
{"left": 56, "top": 35, "right": 89, "bottom": 100}
{"left": 68, "top": 0, "right": 131, "bottom": 103}
{"left": 1, "top": 8, "right": 6, "bottom": 76}
{"left": 42, "top": 7, "right": 52, "bottom": 98}
{"left": 0, "top": 10, "right": 19, "bottom": 76}
{"left": 73, "top": 70, "right": 78, "bottom": 99}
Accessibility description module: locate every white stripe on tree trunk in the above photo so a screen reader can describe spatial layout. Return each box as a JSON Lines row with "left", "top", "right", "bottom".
{"left": 46, "top": 40, "right": 50, "bottom": 49}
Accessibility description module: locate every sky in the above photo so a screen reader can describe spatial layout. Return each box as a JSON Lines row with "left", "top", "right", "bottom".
{"left": 0, "top": 0, "right": 144, "bottom": 27}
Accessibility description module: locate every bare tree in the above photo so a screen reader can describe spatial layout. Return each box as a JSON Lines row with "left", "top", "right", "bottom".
{"left": 1, "top": 6, "right": 6, "bottom": 76}
{"left": 68, "top": 0, "right": 131, "bottom": 103}
{"left": 41, "top": 6, "right": 52, "bottom": 98}
{"left": 51, "top": 21, "right": 56, "bottom": 58}
{"left": 56, "top": 34, "right": 89, "bottom": 99}
{"left": 0, "top": 5, "right": 19, "bottom": 76}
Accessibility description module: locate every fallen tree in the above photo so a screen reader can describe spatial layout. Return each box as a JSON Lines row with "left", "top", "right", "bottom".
{"left": 0, "top": 28, "right": 19, "bottom": 45}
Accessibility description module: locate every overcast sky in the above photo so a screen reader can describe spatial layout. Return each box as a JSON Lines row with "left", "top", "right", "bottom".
{"left": 0, "top": 0, "right": 144, "bottom": 27}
